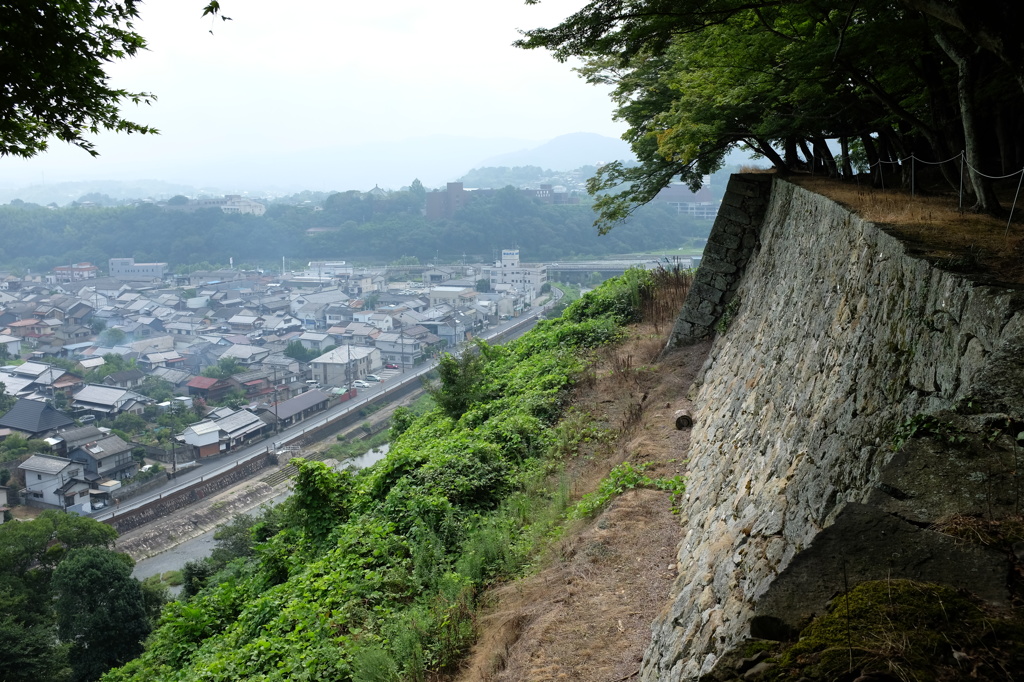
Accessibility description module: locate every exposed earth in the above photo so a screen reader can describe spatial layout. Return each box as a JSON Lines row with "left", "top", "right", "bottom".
{"left": 449, "top": 322, "right": 711, "bottom": 682}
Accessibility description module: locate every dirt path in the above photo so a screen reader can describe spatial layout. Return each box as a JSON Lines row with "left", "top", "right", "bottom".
{"left": 452, "top": 327, "right": 711, "bottom": 682}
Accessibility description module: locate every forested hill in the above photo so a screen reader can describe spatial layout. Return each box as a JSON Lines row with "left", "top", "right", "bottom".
{"left": 0, "top": 186, "right": 709, "bottom": 272}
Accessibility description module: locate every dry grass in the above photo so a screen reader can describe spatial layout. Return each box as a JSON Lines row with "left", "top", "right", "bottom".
{"left": 790, "top": 176, "right": 1024, "bottom": 285}
{"left": 446, "top": 287, "right": 712, "bottom": 682}
{"left": 9, "top": 504, "right": 42, "bottom": 521}
{"left": 739, "top": 164, "right": 774, "bottom": 174}
{"left": 931, "top": 514, "right": 1024, "bottom": 549}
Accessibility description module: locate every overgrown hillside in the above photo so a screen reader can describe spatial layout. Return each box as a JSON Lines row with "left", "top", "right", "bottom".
{"left": 103, "top": 268, "right": 690, "bottom": 682}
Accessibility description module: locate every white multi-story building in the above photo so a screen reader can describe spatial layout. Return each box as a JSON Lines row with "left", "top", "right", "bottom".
{"left": 19, "top": 454, "right": 89, "bottom": 509}
{"left": 309, "top": 345, "right": 380, "bottom": 387}
{"left": 428, "top": 286, "right": 476, "bottom": 308}
{"left": 483, "top": 249, "right": 547, "bottom": 301}
{"left": 109, "top": 257, "right": 167, "bottom": 281}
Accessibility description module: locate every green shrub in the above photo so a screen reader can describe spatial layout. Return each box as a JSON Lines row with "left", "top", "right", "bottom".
{"left": 568, "top": 462, "right": 686, "bottom": 519}
{"left": 102, "top": 268, "right": 658, "bottom": 682}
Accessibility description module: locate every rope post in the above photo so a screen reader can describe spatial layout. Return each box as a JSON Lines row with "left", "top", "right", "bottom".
{"left": 1005, "top": 169, "right": 1024, "bottom": 237}
{"left": 958, "top": 152, "right": 964, "bottom": 213}
{"left": 911, "top": 155, "right": 915, "bottom": 197}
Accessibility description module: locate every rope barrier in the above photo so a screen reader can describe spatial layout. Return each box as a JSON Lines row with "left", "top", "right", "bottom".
{"left": 857, "top": 149, "right": 1023, "bottom": 223}
{"left": 866, "top": 151, "right": 1023, "bottom": 179}
{"left": 964, "top": 166, "right": 1024, "bottom": 181}
{"left": 907, "top": 152, "right": 964, "bottom": 166}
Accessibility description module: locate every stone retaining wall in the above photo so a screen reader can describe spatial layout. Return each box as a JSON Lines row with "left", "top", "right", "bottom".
{"left": 643, "top": 177, "right": 1024, "bottom": 680}
{"left": 665, "top": 174, "right": 773, "bottom": 349}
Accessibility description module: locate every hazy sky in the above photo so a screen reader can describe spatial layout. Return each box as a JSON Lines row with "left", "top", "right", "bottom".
{"left": 0, "top": 0, "right": 628, "bottom": 192}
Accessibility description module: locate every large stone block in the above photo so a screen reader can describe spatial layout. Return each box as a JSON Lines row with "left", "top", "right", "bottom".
{"left": 718, "top": 203, "right": 753, "bottom": 225}
{"left": 710, "top": 232, "right": 742, "bottom": 250}
{"left": 690, "top": 281, "right": 725, "bottom": 305}
{"left": 729, "top": 176, "right": 771, "bottom": 197}
{"left": 752, "top": 503, "right": 1008, "bottom": 635}
{"left": 701, "top": 259, "right": 739, "bottom": 275}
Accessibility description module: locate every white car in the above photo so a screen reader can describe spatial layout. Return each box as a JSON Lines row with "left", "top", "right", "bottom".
{"left": 351, "top": 380, "right": 371, "bottom": 388}
{"left": 364, "top": 374, "right": 382, "bottom": 382}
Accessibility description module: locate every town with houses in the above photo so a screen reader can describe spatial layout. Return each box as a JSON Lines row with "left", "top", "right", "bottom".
{"left": 0, "top": 249, "right": 549, "bottom": 517}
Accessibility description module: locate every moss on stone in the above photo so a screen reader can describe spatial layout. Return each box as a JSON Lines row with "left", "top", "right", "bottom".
{"left": 739, "top": 638, "right": 779, "bottom": 659}
{"left": 768, "top": 579, "right": 1024, "bottom": 681}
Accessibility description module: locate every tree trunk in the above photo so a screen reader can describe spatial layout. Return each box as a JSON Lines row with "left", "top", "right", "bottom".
{"left": 784, "top": 137, "right": 801, "bottom": 171}
{"left": 840, "top": 137, "right": 854, "bottom": 180}
{"left": 812, "top": 137, "right": 839, "bottom": 178}
{"left": 877, "top": 132, "right": 899, "bottom": 188}
{"left": 798, "top": 140, "right": 815, "bottom": 174}
{"left": 861, "top": 134, "right": 881, "bottom": 187}
{"left": 748, "top": 138, "right": 788, "bottom": 172}
{"left": 935, "top": 32, "right": 1003, "bottom": 214}
{"left": 994, "top": 106, "right": 1010, "bottom": 175}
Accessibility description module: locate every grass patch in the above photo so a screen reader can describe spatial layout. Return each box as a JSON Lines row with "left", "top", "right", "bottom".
{"left": 160, "top": 570, "right": 183, "bottom": 586}
{"left": 567, "top": 462, "right": 686, "bottom": 519}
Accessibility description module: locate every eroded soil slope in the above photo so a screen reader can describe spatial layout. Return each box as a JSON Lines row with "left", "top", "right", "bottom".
{"left": 452, "top": 326, "right": 711, "bottom": 682}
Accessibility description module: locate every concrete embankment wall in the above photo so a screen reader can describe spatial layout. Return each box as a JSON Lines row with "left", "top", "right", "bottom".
{"left": 643, "top": 177, "right": 1024, "bottom": 679}
{"left": 104, "top": 451, "right": 278, "bottom": 534}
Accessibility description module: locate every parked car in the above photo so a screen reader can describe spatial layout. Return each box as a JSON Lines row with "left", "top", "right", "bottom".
{"left": 352, "top": 380, "right": 371, "bottom": 388}
{"left": 384, "top": 363, "right": 399, "bottom": 369}
{"left": 365, "top": 374, "right": 382, "bottom": 382}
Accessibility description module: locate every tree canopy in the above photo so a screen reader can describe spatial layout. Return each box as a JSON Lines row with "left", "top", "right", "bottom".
{"left": 0, "top": 1, "right": 156, "bottom": 157}
{"left": 0, "top": 180, "right": 714, "bottom": 272}
{"left": 0, "top": 511, "right": 154, "bottom": 682}
{"left": 52, "top": 548, "right": 151, "bottom": 682}
{"left": 519, "top": 0, "right": 1024, "bottom": 224}
{"left": 0, "top": 2, "right": 230, "bottom": 158}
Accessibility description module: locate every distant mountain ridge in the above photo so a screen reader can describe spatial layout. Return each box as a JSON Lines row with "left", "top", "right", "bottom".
{"left": 477, "top": 132, "right": 633, "bottom": 171}
{"left": 0, "top": 133, "right": 635, "bottom": 205}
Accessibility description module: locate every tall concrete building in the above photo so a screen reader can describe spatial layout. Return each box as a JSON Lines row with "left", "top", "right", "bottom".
{"left": 483, "top": 249, "right": 547, "bottom": 301}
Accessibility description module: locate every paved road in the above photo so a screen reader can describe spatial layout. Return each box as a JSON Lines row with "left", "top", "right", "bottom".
{"left": 95, "top": 304, "right": 551, "bottom": 524}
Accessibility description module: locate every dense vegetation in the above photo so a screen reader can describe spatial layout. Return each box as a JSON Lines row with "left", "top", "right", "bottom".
{"left": 519, "top": 0, "right": 1024, "bottom": 225}
{"left": 101, "top": 269, "right": 663, "bottom": 682}
{"left": 0, "top": 512, "right": 165, "bottom": 682}
{"left": 0, "top": 180, "right": 713, "bottom": 273}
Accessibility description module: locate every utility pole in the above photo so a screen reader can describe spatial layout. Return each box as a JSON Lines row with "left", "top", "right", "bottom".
{"left": 399, "top": 327, "right": 407, "bottom": 373}
{"left": 272, "top": 365, "right": 281, "bottom": 433}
